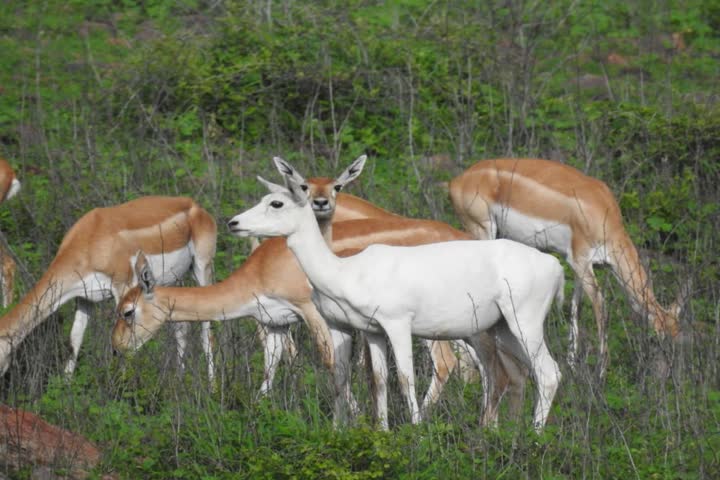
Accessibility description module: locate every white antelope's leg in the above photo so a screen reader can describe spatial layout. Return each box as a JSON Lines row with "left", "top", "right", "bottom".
{"left": 259, "top": 326, "right": 287, "bottom": 396}
{"left": 365, "top": 332, "right": 389, "bottom": 430}
{"left": 382, "top": 321, "right": 422, "bottom": 425}
{"left": 331, "top": 327, "right": 357, "bottom": 427}
{"left": 64, "top": 298, "right": 92, "bottom": 376}
{"left": 499, "top": 302, "right": 560, "bottom": 432}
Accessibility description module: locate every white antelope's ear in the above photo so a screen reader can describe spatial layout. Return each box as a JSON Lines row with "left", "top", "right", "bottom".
{"left": 257, "top": 175, "right": 289, "bottom": 194}
{"left": 333, "top": 155, "right": 367, "bottom": 191}
{"left": 285, "top": 174, "right": 309, "bottom": 207}
{"left": 134, "top": 251, "right": 156, "bottom": 298}
{"left": 272, "top": 157, "right": 307, "bottom": 188}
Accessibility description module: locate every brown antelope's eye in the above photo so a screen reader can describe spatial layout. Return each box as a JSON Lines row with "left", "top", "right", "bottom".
{"left": 333, "top": 185, "right": 342, "bottom": 192}
{"left": 270, "top": 200, "right": 284, "bottom": 209}
{"left": 300, "top": 184, "right": 308, "bottom": 192}
{"left": 123, "top": 309, "right": 135, "bottom": 321}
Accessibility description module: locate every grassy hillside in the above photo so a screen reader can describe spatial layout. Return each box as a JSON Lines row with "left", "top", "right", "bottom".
{"left": 0, "top": 0, "right": 718, "bottom": 478}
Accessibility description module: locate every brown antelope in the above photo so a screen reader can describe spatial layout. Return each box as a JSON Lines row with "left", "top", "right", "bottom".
{"left": 449, "top": 158, "right": 686, "bottom": 377}
{"left": 0, "top": 158, "right": 21, "bottom": 308}
{"left": 0, "top": 196, "right": 219, "bottom": 380}
{"left": 229, "top": 161, "right": 564, "bottom": 431}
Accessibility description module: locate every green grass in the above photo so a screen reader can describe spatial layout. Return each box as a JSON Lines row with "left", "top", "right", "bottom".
{"left": 0, "top": 0, "right": 718, "bottom": 478}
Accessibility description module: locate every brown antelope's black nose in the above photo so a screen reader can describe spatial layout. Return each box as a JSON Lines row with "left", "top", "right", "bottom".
{"left": 313, "top": 198, "right": 329, "bottom": 207}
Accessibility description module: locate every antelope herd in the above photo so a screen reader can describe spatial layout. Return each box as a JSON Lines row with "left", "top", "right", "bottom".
{"left": 0, "top": 155, "right": 687, "bottom": 432}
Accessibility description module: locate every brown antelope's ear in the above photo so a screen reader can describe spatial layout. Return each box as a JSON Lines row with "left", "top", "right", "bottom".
{"left": 272, "top": 157, "right": 308, "bottom": 189}
{"left": 257, "top": 175, "right": 288, "bottom": 194}
{"left": 134, "top": 251, "right": 156, "bottom": 298}
{"left": 333, "top": 155, "right": 367, "bottom": 191}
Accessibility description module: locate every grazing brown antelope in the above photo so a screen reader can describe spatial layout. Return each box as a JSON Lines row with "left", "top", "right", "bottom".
{"left": 0, "top": 158, "right": 21, "bottom": 308}
{"left": 449, "top": 158, "right": 686, "bottom": 377}
{"left": 0, "top": 196, "right": 218, "bottom": 380}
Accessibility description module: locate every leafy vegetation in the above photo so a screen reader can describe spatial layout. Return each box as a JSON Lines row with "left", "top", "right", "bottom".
{"left": 0, "top": 0, "right": 718, "bottom": 478}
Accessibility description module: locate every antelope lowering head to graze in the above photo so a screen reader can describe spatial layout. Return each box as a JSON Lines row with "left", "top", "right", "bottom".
{"left": 228, "top": 162, "right": 565, "bottom": 431}
{"left": 449, "top": 158, "right": 688, "bottom": 378}
{"left": 0, "top": 196, "right": 217, "bottom": 380}
{"left": 0, "top": 158, "right": 21, "bottom": 308}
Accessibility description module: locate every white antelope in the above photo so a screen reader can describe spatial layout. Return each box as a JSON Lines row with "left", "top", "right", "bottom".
{"left": 0, "top": 158, "right": 21, "bottom": 308}
{"left": 228, "top": 160, "right": 565, "bottom": 431}
{"left": 272, "top": 156, "right": 530, "bottom": 425}
{"left": 0, "top": 196, "right": 217, "bottom": 379}
{"left": 449, "top": 158, "right": 685, "bottom": 377}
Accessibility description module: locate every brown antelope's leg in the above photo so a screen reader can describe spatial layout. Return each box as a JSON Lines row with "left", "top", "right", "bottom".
{"left": 498, "top": 349, "right": 528, "bottom": 424}
{"left": 0, "top": 247, "right": 15, "bottom": 308}
{"left": 572, "top": 260, "right": 608, "bottom": 378}
{"left": 420, "top": 339, "right": 458, "bottom": 415}
{"left": 299, "top": 302, "right": 335, "bottom": 371}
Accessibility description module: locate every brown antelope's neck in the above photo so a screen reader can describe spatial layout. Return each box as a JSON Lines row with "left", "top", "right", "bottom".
{"left": 607, "top": 236, "right": 679, "bottom": 336}
{"left": 150, "top": 256, "right": 267, "bottom": 323}
{"left": 318, "top": 217, "right": 333, "bottom": 245}
{"left": 0, "top": 258, "right": 85, "bottom": 340}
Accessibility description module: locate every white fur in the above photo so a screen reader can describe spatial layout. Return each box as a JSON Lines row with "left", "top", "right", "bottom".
{"left": 491, "top": 204, "right": 573, "bottom": 258}
{"left": 230, "top": 187, "right": 565, "bottom": 431}
{"left": 5, "top": 178, "right": 20, "bottom": 201}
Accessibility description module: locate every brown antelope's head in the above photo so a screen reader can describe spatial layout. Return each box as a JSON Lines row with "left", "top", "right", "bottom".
{"left": 654, "top": 277, "right": 693, "bottom": 340}
{"left": 272, "top": 155, "right": 367, "bottom": 222}
{"left": 111, "top": 252, "right": 166, "bottom": 353}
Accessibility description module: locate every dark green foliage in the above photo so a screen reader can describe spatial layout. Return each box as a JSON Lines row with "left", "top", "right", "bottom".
{"left": 0, "top": 0, "right": 718, "bottom": 478}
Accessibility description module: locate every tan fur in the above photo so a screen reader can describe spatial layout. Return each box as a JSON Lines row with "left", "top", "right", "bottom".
{"left": 450, "top": 158, "right": 683, "bottom": 375}
{"left": 0, "top": 158, "right": 18, "bottom": 308}
{"left": 0, "top": 196, "right": 217, "bottom": 352}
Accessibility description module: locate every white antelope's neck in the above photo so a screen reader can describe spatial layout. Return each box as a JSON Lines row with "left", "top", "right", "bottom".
{"left": 286, "top": 211, "right": 343, "bottom": 294}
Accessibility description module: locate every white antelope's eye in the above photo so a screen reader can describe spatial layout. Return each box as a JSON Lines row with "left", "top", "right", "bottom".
{"left": 300, "top": 184, "right": 308, "bottom": 192}
{"left": 270, "top": 200, "right": 284, "bottom": 209}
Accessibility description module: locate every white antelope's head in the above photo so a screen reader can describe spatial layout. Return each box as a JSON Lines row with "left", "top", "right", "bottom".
{"left": 272, "top": 155, "right": 367, "bottom": 221}
{"left": 227, "top": 173, "right": 311, "bottom": 238}
{"left": 111, "top": 252, "right": 166, "bottom": 353}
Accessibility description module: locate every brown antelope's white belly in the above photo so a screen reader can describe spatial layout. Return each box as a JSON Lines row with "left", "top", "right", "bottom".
{"left": 244, "top": 295, "right": 303, "bottom": 327}
{"left": 133, "top": 245, "right": 194, "bottom": 286}
{"left": 490, "top": 204, "right": 573, "bottom": 257}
